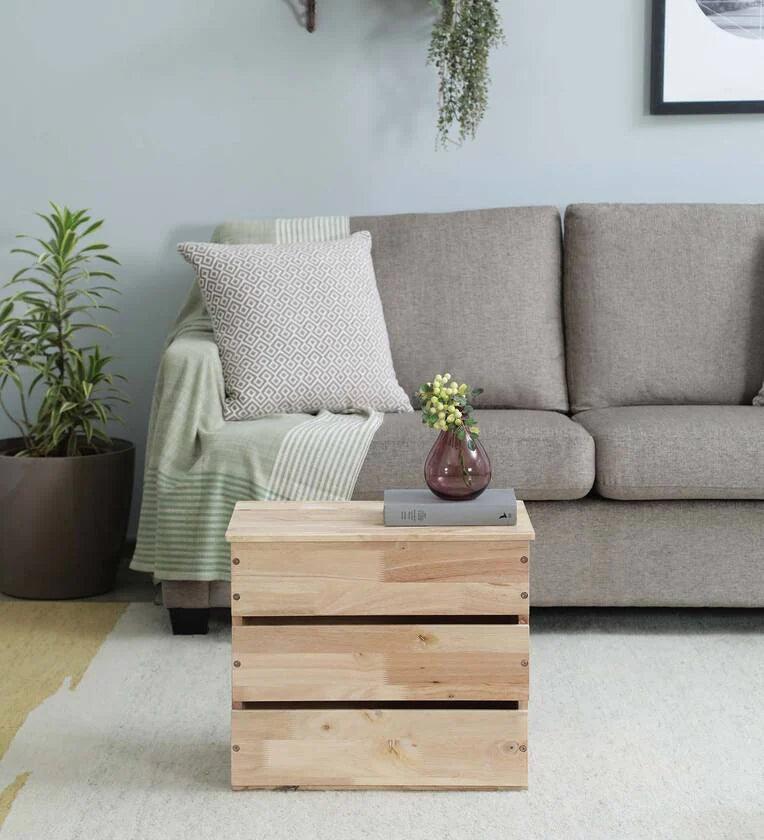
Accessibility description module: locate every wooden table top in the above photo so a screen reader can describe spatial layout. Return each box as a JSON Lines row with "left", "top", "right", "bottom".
{"left": 226, "top": 500, "right": 534, "bottom": 543}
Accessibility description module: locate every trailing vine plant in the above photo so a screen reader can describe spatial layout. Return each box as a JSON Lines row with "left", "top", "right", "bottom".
{"left": 428, "top": 0, "right": 505, "bottom": 147}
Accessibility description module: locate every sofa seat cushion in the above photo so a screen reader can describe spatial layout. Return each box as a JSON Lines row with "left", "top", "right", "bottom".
{"left": 575, "top": 406, "right": 764, "bottom": 500}
{"left": 353, "top": 410, "right": 595, "bottom": 501}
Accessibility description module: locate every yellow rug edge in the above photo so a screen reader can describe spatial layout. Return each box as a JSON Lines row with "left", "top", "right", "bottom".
{"left": 0, "top": 601, "right": 128, "bottom": 828}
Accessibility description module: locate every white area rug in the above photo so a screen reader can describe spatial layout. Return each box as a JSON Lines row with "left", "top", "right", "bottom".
{"left": 1, "top": 605, "right": 762, "bottom": 840}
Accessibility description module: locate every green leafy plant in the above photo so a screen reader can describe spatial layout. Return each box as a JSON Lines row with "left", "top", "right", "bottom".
{"left": 0, "top": 203, "right": 127, "bottom": 457}
{"left": 428, "top": 0, "right": 505, "bottom": 147}
{"left": 416, "top": 372, "right": 482, "bottom": 444}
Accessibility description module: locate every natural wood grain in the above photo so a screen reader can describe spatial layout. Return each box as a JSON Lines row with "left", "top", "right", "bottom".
{"left": 232, "top": 541, "right": 529, "bottom": 580}
{"left": 226, "top": 500, "right": 534, "bottom": 543}
{"left": 231, "top": 577, "right": 529, "bottom": 617}
{"left": 230, "top": 542, "right": 530, "bottom": 617}
{"left": 226, "top": 498, "right": 534, "bottom": 790}
{"left": 232, "top": 624, "right": 529, "bottom": 702}
{"left": 231, "top": 708, "right": 528, "bottom": 789}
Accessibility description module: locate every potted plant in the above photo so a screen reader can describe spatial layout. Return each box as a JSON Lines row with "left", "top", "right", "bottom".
{"left": 417, "top": 373, "right": 491, "bottom": 500}
{"left": 0, "top": 204, "right": 133, "bottom": 599}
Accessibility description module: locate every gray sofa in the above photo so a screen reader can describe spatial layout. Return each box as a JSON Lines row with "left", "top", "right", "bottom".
{"left": 162, "top": 203, "right": 764, "bottom": 628}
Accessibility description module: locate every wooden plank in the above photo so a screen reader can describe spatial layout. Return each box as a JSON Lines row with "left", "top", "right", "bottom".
{"left": 230, "top": 542, "right": 529, "bottom": 616}
{"left": 232, "top": 578, "right": 529, "bottom": 617}
{"left": 232, "top": 541, "right": 529, "bottom": 580}
{"left": 231, "top": 708, "right": 527, "bottom": 789}
{"left": 232, "top": 624, "right": 529, "bottom": 702}
{"left": 226, "top": 500, "right": 534, "bottom": 543}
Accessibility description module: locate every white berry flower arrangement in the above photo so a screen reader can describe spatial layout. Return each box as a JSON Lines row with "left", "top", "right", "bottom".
{"left": 416, "top": 373, "right": 482, "bottom": 446}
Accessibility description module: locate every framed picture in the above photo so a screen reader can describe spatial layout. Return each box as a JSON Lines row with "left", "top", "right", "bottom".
{"left": 651, "top": 0, "right": 764, "bottom": 113}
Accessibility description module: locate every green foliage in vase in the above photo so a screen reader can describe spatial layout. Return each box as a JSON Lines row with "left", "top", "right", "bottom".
{"left": 0, "top": 203, "right": 127, "bottom": 457}
{"left": 416, "top": 372, "right": 482, "bottom": 447}
{"left": 428, "top": 0, "right": 505, "bottom": 147}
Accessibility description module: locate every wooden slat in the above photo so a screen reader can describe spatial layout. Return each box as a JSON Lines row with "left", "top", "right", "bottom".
{"left": 232, "top": 623, "right": 528, "bottom": 702}
{"left": 231, "top": 579, "right": 529, "bottom": 617}
{"left": 226, "top": 500, "right": 534, "bottom": 543}
{"left": 232, "top": 540, "right": 529, "bottom": 580}
{"left": 231, "top": 708, "right": 527, "bottom": 789}
{"left": 230, "top": 541, "right": 530, "bottom": 617}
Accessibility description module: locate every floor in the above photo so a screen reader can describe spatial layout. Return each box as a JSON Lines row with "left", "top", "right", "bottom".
{"left": 1, "top": 570, "right": 763, "bottom": 840}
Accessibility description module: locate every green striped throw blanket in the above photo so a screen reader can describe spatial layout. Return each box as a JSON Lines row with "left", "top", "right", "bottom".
{"left": 130, "top": 217, "right": 382, "bottom": 581}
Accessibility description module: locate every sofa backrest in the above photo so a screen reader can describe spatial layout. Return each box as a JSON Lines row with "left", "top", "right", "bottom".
{"left": 564, "top": 204, "right": 764, "bottom": 412}
{"left": 350, "top": 207, "right": 568, "bottom": 410}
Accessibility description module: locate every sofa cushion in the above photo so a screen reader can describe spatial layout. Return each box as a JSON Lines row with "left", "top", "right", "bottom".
{"left": 179, "top": 234, "right": 411, "bottom": 419}
{"left": 575, "top": 406, "right": 764, "bottom": 500}
{"left": 350, "top": 207, "right": 568, "bottom": 411}
{"left": 564, "top": 204, "right": 764, "bottom": 412}
{"left": 353, "top": 410, "right": 594, "bottom": 501}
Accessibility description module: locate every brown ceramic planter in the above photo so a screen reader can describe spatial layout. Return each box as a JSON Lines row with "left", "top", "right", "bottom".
{"left": 0, "top": 438, "right": 134, "bottom": 599}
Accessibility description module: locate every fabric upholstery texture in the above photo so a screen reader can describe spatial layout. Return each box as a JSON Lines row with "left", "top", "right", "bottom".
{"left": 178, "top": 234, "right": 410, "bottom": 419}
{"left": 163, "top": 497, "right": 764, "bottom": 609}
{"left": 525, "top": 498, "right": 764, "bottom": 607}
{"left": 564, "top": 204, "right": 764, "bottom": 412}
{"left": 352, "top": 410, "right": 594, "bottom": 501}
{"left": 350, "top": 207, "right": 568, "bottom": 411}
{"left": 575, "top": 405, "right": 764, "bottom": 500}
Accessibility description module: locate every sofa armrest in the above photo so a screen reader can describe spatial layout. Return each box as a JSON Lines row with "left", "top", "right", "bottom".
{"left": 146, "top": 330, "right": 225, "bottom": 461}
{"left": 162, "top": 330, "right": 223, "bottom": 388}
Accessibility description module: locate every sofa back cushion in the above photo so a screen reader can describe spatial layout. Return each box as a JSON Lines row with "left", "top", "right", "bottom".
{"left": 349, "top": 207, "right": 568, "bottom": 410}
{"left": 564, "top": 204, "right": 764, "bottom": 412}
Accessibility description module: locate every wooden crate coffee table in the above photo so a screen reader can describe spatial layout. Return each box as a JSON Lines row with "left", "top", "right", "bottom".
{"left": 226, "top": 500, "right": 534, "bottom": 790}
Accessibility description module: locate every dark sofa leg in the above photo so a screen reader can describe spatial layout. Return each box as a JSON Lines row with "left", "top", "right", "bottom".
{"left": 169, "top": 607, "right": 210, "bottom": 635}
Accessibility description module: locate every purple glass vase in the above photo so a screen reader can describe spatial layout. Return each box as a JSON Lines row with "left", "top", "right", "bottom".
{"left": 424, "top": 430, "right": 492, "bottom": 501}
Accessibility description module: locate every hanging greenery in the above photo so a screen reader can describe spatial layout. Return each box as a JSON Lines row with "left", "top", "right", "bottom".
{"left": 427, "top": 0, "right": 505, "bottom": 147}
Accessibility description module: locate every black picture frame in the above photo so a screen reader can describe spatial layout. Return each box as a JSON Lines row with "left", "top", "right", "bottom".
{"left": 651, "top": 0, "right": 764, "bottom": 114}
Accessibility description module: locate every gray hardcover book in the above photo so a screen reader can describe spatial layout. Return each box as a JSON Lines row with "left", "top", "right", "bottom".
{"left": 383, "top": 489, "right": 517, "bottom": 527}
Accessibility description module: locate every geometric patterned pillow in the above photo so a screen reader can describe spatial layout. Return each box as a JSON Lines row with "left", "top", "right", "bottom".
{"left": 178, "top": 233, "right": 412, "bottom": 420}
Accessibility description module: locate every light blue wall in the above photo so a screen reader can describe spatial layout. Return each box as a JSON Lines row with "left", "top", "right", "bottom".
{"left": 2, "top": 0, "right": 764, "bottom": 532}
